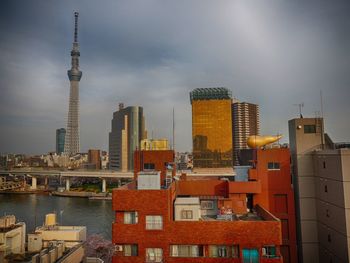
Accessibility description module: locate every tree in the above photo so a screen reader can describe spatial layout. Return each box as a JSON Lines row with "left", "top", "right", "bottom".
{"left": 86, "top": 234, "right": 114, "bottom": 263}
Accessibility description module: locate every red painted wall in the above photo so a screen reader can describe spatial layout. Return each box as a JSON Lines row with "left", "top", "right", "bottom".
{"left": 252, "top": 148, "right": 298, "bottom": 263}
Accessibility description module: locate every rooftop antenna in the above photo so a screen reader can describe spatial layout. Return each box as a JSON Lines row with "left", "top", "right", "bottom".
{"left": 320, "top": 90, "right": 324, "bottom": 120}
{"left": 320, "top": 90, "right": 325, "bottom": 149}
{"left": 293, "top": 102, "right": 304, "bottom": 118}
{"left": 172, "top": 107, "right": 175, "bottom": 151}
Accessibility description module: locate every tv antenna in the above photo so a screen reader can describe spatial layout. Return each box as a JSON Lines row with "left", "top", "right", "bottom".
{"left": 293, "top": 102, "right": 304, "bottom": 118}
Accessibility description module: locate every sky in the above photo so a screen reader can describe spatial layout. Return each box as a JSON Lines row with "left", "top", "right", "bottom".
{"left": 0, "top": 0, "right": 349, "bottom": 154}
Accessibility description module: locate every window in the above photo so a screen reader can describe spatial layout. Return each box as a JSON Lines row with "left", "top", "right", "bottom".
{"left": 209, "top": 245, "right": 229, "bottom": 258}
{"left": 328, "top": 234, "right": 331, "bottom": 242}
{"left": 181, "top": 210, "right": 193, "bottom": 219}
{"left": 124, "top": 244, "right": 138, "bottom": 256}
{"left": 201, "top": 200, "right": 214, "bottom": 209}
{"left": 325, "top": 185, "right": 328, "bottom": 193}
{"left": 326, "top": 209, "right": 330, "bottom": 217}
{"left": 144, "top": 163, "right": 155, "bottom": 170}
{"left": 262, "top": 246, "right": 277, "bottom": 258}
{"left": 146, "top": 215, "right": 163, "bottom": 230}
{"left": 232, "top": 245, "right": 239, "bottom": 258}
{"left": 268, "top": 162, "right": 280, "bottom": 170}
{"left": 146, "top": 248, "right": 163, "bottom": 262}
{"left": 323, "top": 161, "right": 326, "bottom": 169}
{"left": 304, "top": 125, "right": 316, "bottom": 134}
{"left": 170, "top": 245, "right": 203, "bottom": 257}
{"left": 124, "top": 212, "right": 138, "bottom": 224}
{"left": 208, "top": 245, "right": 239, "bottom": 258}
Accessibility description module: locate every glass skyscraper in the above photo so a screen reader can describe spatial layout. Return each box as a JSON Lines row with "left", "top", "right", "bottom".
{"left": 56, "top": 128, "right": 66, "bottom": 154}
{"left": 190, "top": 88, "right": 233, "bottom": 168}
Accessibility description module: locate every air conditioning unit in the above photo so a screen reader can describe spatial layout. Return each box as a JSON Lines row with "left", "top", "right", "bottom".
{"left": 115, "top": 245, "right": 123, "bottom": 252}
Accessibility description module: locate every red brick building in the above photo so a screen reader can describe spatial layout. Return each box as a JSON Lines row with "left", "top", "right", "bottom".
{"left": 88, "top": 149, "right": 101, "bottom": 170}
{"left": 112, "top": 148, "right": 297, "bottom": 263}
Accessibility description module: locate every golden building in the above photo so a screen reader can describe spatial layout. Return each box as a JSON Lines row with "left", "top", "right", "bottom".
{"left": 190, "top": 88, "right": 233, "bottom": 168}
{"left": 141, "top": 139, "right": 169, "bottom": 150}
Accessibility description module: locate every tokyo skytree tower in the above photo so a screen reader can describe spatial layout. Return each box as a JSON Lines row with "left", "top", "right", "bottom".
{"left": 64, "top": 12, "right": 82, "bottom": 156}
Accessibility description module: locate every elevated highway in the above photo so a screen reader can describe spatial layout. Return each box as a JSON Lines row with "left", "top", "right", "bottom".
{"left": 0, "top": 169, "right": 133, "bottom": 193}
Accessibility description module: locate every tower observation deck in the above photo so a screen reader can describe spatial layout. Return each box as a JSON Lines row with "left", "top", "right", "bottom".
{"left": 64, "top": 12, "right": 82, "bottom": 155}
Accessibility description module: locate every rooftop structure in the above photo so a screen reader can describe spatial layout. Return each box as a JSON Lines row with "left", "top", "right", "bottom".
{"left": 140, "top": 139, "right": 169, "bottom": 151}
{"left": 31, "top": 213, "right": 86, "bottom": 250}
{"left": 134, "top": 149, "right": 175, "bottom": 188}
{"left": 190, "top": 87, "right": 232, "bottom": 102}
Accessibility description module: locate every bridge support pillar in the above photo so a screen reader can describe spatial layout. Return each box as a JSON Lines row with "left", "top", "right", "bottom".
{"left": 23, "top": 175, "right": 27, "bottom": 188}
{"left": 44, "top": 176, "right": 48, "bottom": 189}
{"left": 65, "top": 178, "right": 70, "bottom": 191}
{"left": 102, "top": 178, "right": 107, "bottom": 193}
{"left": 31, "top": 176, "right": 37, "bottom": 190}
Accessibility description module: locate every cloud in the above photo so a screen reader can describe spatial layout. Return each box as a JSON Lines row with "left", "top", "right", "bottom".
{"left": 0, "top": 0, "right": 349, "bottom": 154}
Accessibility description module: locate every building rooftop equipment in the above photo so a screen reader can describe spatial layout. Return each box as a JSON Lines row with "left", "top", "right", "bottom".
{"left": 137, "top": 171, "right": 161, "bottom": 190}
{"left": 190, "top": 87, "right": 232, "bottom": 103}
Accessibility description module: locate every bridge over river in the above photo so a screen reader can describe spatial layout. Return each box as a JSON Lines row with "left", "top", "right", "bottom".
{"left": 0, "top": 169, "right": 133, "bottom": 193}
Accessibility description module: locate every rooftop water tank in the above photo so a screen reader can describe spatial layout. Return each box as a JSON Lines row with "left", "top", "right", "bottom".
{"left": 45, "top": 213, "right": 57, "bottom": 227}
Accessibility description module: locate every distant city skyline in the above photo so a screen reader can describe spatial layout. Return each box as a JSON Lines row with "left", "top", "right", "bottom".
{"left": 1, "top": 0, "right": 350, "bottom": 154}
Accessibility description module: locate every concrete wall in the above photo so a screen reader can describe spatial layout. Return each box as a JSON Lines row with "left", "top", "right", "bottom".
{"left": 289, "top": 118, "right": 324, "bottom": 263}
{"left": 36, "top": 226, "right": 86, "bottom": 248}
{"left": 314, "top": 149, "right": 350, "bottom": 263}
{"left": 0, "top": 223, "right": 25, "bottom": 256}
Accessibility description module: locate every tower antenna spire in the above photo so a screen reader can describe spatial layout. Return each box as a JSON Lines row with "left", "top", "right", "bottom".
{"left": 74, "top": 12, "right": 79, "bottom": 43}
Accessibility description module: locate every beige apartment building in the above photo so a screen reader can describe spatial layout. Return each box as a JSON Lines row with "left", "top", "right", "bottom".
{"left": 0, "top": 215, "right": 26, "bottom": 260}
{"left": 289, "top": 117, "right": 350, "bottom": 263}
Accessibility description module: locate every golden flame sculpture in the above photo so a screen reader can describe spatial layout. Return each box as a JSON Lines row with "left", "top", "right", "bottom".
{"left": 247, "top": 135, "right": 282, "bottom": 148}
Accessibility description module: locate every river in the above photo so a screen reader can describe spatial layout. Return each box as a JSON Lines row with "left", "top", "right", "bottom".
{"left": 0, "top": 194, "right": 114, "bottom": 240}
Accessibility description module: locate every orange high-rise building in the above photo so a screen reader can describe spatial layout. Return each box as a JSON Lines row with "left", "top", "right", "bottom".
{"left": 112, "top": 147, "right": 297, "bottom": 263}
{"left": 190, "top": 88, "right": 233, "bottom": 168}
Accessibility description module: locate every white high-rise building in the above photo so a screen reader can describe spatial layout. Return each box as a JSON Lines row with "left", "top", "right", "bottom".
{"left": 232, "top": 102, "right": 260, "bottom": 164}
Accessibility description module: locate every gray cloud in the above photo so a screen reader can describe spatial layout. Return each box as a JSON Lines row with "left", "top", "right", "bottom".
{"left": 0, "top": 0, "right": 349, "bottom": 154}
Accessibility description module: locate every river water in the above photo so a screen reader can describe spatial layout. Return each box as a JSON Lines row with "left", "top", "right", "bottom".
{"left": 0, "top": 194, "right": 114, "bottom": 240}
